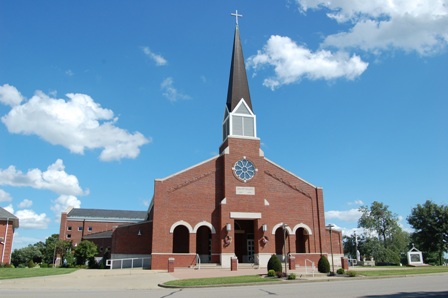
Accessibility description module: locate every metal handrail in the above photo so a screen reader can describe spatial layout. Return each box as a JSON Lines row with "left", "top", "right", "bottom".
{"left": 305, "top": 259, "right": 315, "bottom": 277}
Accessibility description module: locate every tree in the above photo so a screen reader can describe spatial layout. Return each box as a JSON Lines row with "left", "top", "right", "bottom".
{"left": 358, "top": 201, "right": 409, "bottom": 263}
{"left": 407, "top": 200, "right": 448, "bottom": 265}
{"left": 11, "top": 245, "right": 43, "bottom": 267}
{"left": 74, "top": 240, "right": 98, "bottom": 266}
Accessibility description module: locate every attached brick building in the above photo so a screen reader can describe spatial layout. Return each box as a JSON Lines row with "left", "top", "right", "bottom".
{"left": 60, "top": 22, "right": 343, "bottom": 270}
{"left": 0, "top": 207, "right": 19, "bottom": 265}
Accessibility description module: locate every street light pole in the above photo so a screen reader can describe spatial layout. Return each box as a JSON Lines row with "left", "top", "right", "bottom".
{"left": 327, "top": 224, "right": 335, "bottom": 276}
{"left": 282, "top": 223, "right": 288, "bottom": 277}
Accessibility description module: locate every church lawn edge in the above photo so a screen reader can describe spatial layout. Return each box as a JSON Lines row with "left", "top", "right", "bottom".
{"left": 0, "top": 267, "right": 78, "bottom": 280}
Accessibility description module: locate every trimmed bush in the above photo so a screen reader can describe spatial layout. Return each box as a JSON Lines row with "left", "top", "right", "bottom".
{"left": 28, "top": 260, "right": 35, "bottom": 268}
{"left": 267, "top": 269, "right": 276, "bottom": 277}
{"left": 346, "top": 270, "right": 357, "bottom": 277}
{"left": 267, "top": 254, "right": 282, "bottom": 273}
{"left": 317, "top": 255, "right": 330, "bottom": 273}
{"left": 336, "top": 268, "right": 345, "bottom": 275}
{"left": 287, "top": 273, "right": 296, "bottom": 280}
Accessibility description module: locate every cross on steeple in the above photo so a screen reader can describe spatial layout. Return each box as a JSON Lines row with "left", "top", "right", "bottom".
{"left": 231, "top": 10, "right": 243, "bottom": 26}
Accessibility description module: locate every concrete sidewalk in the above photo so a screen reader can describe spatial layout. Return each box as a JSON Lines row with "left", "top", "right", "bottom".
{"left": 0, "top": 266, "right": 337, "bottom": 290}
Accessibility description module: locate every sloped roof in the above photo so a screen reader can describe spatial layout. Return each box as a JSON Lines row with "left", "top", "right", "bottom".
{"left": 0, "top": 207, "right": 19, "bottom": 228}
{"left": 226, "top": 25, "right": 252, "bottom": 112}
{"left": 67, "top": 208, "right": 147, "bottom": 221}
{"left": 82, "top": 230, "right": 113, "bottom": 239}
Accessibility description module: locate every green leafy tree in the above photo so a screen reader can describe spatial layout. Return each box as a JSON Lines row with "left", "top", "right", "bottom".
{"left": 358, "top": 201, "right": 409, "bottom": 264}
{"left": 74, "top": 240, "right": 98, "bottom": 266}
{"left": 343, "top": 233, "right": 365, "bottom": 260}
{"left": 11, "top": 245, "right": 43, "bottom": 267}
{"left": 407, "top": 200, "right": 448, "bottom": 265}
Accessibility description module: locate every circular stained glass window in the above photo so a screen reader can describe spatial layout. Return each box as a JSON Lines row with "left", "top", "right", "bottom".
{"left": 233, "top": 158, "right": 256, "bottom": 182}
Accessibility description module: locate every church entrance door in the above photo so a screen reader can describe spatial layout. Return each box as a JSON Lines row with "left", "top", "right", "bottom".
{"left": 234, "top": 220, "right": 255, "bottom": 263}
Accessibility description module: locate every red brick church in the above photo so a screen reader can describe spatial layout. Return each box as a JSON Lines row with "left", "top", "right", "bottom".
{"left": 60, "top": 20, "right": 343, "bottom": 270}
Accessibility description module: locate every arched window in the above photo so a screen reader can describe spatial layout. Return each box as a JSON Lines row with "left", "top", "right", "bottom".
{"left": 295, "top": 227, "right": 309, "bottom": 253}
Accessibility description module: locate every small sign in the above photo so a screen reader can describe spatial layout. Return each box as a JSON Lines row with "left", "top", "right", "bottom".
{"left": 236, "top": 186, "right": 255, "bottom": 195}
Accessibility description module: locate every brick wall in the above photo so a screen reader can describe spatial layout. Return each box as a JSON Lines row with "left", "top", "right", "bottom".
{"left": 0, "top": 220, "right": 15, "bottom": 264}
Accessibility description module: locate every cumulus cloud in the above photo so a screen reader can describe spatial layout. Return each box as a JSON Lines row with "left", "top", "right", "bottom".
{"left": 3, "top": 204, "right": 14, "bottom": 214}
{"left": 0, "top": 159, "right": 86, "bottom": 196}
{"left": 18, "top": 199, "right": 33, "bottom": 209}
{"left": 325, "top": 208, "right": 362, "bottom": 222}
{"left": 15, "top": 209, "right": 50, "bottom": 229}
{"left": 142, "top": 47, "right": 167, "bottom": 66}
{"left": 0, "top": 85, "right": 150, "bottom": 161}
{"left": 0, "top": 84, "right": 24, "bottom": 107}
{"left": 50, "top": 194, "right": 81, "bottom": 217}
{"left": 161, "top": 77, "right": 191, "bottom": 102}
{"left": 247, "top": 35, "right": 368, "bottom": 89}
{"left": 0, "top": 189, "right": 12, "bottom": 202}
{"left": 296, "top": 0, "right": 448, "bottom": 55}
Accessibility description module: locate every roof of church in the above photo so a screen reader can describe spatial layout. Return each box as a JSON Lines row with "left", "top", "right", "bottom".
{"left": 67, "top": 208, "right": 147, "bottom": 221}
{"left": 0, "top": 207, "right": 19, "bottom": 228}
{"left": 226, "top": 25, "right": 252, "bottom": 112}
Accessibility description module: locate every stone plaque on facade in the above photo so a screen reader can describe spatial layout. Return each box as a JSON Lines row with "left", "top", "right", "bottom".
{"left": 236, "top": 186, "right": 255, "bottom": 195}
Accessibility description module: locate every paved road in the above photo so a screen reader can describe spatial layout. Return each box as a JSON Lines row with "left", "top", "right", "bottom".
{"left": 1, "top": 268, "right": 448, "bottom": 298}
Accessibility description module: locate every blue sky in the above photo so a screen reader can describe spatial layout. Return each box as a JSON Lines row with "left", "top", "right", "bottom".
{"left": 1, "top": 1, "right": 447, "bottom": 250}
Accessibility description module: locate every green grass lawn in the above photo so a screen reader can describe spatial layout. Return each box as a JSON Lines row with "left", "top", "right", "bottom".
{"left": 354, "top": 266, "right": 448, "bottom": 277}
{"left": 0, "top": 268, "right": 78, "bottom": 280}
{"left": 164, "top": 275, "right": 280, "bottom": 287}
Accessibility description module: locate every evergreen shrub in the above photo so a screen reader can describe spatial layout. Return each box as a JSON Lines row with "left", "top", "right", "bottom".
{"left": 317, "top": 255, "right": 330, "bottom": 273}
{"left": 267, "top": 254, "right": 282, "bottom": 273}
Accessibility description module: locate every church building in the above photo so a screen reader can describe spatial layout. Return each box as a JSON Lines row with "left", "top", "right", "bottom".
{"left": 60, "top": 18, "right": 343, "bottom": 270}
{"left": 111, "top": 20, "right": 343, "bottom": 270}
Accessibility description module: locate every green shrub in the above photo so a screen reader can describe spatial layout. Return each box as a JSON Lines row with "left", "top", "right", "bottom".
{"left": 336, "top": 268, "right": 345, "bottom": 275}
{"left": 267, "top": 269, "right": 276, "bottom": 277}
{"left": 267, "top": 254, "right": 282, "bottom": 274}
{"left": 317, "top": 255, "right": 330, "bottom": 273}
{"left": 28, "top": 260, "right": 35, "bottom": 268}
{"left": 287, "top": 273, "right": 296, "bottom": 280}
{"left": 346, "top": 270, "right": 357, "bottom": 277}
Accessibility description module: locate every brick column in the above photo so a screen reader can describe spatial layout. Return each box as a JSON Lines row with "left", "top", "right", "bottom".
{"left": 230, "top": 257, "right": 238, "bottom": 271}
{"left": 168, "top": 258, "right": 175, "bottom": 272}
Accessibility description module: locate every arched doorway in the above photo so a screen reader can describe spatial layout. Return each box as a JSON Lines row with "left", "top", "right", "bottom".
{"left": 275, "top": 226, "right": 289, "bottom": 258}
{"left": 196, "top": 226, "right": 211, "bottom": 263}
{"left": 172, "top": 225, "right": 189, "bottom": 253}
{"left": 295, "top": 227, "right": 309, "bottom": 253}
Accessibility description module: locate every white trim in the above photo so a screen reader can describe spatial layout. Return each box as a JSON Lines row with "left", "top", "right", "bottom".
{"left": 230, "top": 212, "right": 261, "bottom": 219}
{"left": 271, "top": 222, "right": 293, "bottom": 235}
{"left": 193, "top": 221, "right": 216, "bottom": 234}
{"left": 156, "top": 155, "right": 219, "bottom": 181}
{"left": 292, "top": 223, "right": 313, "bottom": 235}
{"left": 169, "top": 220, "right": 193, "bottom": 233}
{"left": 264, "top": 158, "right": 318, "bottom": 188}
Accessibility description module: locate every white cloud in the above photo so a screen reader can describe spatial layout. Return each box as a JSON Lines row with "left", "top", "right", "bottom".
{"left": 17, "top": 199, "right": 33, "bottom": 209}
{"left": 142, "top": 46, "right": 167, "bottom": 66}
{"left": 0, "top": 189, "right": 12, "bottom": 202}
{"left": 0, "top": 84, "right": 24, "bottom": 107}
{"left": 296, "top": 0, "right": 448, "bottom": 55}
{"left": 3, "top": 204, "right": 14, "bottom": 214}
{"left": 0, "top": 159, "right": 86, "bottom": 196}
{"left": 18, "top": 199, "right": 33, "bottom": 209}
{"left": 50, "top": 195, "right": 81, "bottom": 218}
{"left": 325, "top": 208, "right": 362, "bottom": 222}
{"left": 15, "top": 209, "right": 50, "bottom": 229}
{"left": 161, "top": 77, "right": 191, "bottom": 102}
{"left": 247, "top": 35, "right": 368, "bottom": 89}
{"left": 65, "top": 69, "right": 74, "bottom": 76}
{"left": 348, "top": 200, "right": 364, "bottom": 206}
{"left": 1, "top": 87, "right": 150, "bottom": 161}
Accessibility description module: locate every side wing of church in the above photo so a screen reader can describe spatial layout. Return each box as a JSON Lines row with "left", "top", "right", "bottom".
{"left": 59, "top": 19, "right": 343, "bottom": 270}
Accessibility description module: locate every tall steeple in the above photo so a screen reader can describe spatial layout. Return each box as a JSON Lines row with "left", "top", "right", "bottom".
{"left": 223, "top": 11, "right": 256, "bottom": 141}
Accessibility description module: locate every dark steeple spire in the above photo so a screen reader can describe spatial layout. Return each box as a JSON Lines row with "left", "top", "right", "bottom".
{"left": 226, "top": 24, "right": 252, "bottom": 112}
